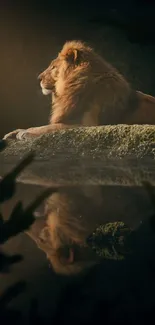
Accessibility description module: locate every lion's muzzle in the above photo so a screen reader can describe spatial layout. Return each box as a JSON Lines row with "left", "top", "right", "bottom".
{"left": 38, "top": 71, "right": 55, "bottom": 95}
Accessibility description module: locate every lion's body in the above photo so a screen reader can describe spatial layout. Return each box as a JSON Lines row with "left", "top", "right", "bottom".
{"left": 122, "top": 91, "right": 155, "bottom": 124}
{"left": 27, "top": 186, "right": 104, "bottom": 276}
{"left": 39, "top": 40, "right": 155, "bottom": 127}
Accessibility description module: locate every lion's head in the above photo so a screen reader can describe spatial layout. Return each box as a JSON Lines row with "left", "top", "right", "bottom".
{"left": 38, "top": 40, "right": 131, "bottom": 125}
{"left": 38, "top": 40, "right": 100, "bottom": 97}
{"left": 38, "top": 58, "right": 59, "bottom": 96}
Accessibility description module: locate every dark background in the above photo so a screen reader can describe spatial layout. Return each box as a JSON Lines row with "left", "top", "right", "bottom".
{"left": 1, "top": 0, "right": 155, "bottom": 322}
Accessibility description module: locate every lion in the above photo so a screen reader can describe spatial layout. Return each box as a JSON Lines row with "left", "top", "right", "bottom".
{"left": 26, "top": 186, "right": 105, "bottom": 276}
{"left": 25, "top": 182, "right": 150, "bottom": 276}
{"left": 3, "top": 39, "right": 155, "bottom": 140}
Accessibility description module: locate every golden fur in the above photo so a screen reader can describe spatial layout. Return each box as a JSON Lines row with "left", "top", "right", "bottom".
{"left": 38, "top": 40, "right": 155, "bottom": 126}
{"left": 26, "top": 186, "right": 104, "bottom": 276}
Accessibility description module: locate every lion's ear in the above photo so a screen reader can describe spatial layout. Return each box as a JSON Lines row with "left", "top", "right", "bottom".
{"left": 65, "top": 48, "right": 80, "bottom": 64}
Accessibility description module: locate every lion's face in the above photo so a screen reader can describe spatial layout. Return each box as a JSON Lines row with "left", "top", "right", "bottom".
{"left": 38, "top": 41, "right": 93, "bottom": 97}
{"left": 38, "top": 58, "right": 61, "bottom": 96}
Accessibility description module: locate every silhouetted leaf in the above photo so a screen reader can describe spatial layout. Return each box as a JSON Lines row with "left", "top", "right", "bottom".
{"left": 0, "top": 252, "right": 23, "bottom": 273}
{"left": 0, "top": 153, "right": 34, "bottom": 203}
{"left": 0, "top": 140, "right": 7, "bottom": 152}
{"left": 0, "top": 281, "right": 26, "bottom": 307}
{"left": 0, "top": 187, "right": 57, "bottom": 243}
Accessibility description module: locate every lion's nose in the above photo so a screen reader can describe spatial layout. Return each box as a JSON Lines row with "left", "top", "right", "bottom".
{"left": 38, "top": 73, "right": 43, "bottom": 81}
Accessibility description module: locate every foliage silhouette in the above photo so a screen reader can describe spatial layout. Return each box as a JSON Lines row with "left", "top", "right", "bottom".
{"left": 0, "top": 140, "right": 57, "bottom": 324}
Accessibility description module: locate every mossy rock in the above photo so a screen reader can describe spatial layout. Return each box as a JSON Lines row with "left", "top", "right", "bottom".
{"left": 87, "top": 222, "right": 132, "bottom": 260}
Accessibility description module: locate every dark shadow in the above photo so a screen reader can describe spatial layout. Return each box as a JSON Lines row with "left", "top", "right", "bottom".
{"left": 88, "top": 1, "right": 155, "bottom": 45}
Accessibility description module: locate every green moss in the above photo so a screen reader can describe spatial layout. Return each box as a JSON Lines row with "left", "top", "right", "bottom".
{"left": 2, "top": 125, "right": 155, "bottom": 186}
{"left": 3, "top": 125, "right": 155, "bottom": 161}
{"left": 87, "top": 221, "right": 132, "bottom": 260}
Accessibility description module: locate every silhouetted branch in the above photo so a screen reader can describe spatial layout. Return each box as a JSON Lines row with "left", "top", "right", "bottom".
{"left": 0, "top": 140, "right": 6, "bottom": 152}
{"left": 0, "top": 151, "right": 58, "bottom": 324}
{"left": 0, "top": 281, "right": 27, "bottom": 307}
{"left": 0, "top": 187, "right": 57, "bottom": 244}
{"left": 0, "top": 153, "right": 34, "bottom": 203}
{"left": 0, "top": 252, "right": 23, "bottom": 273}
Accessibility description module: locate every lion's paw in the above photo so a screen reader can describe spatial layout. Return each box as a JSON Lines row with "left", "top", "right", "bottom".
{"left": 3, "top": 129, "right": 28, "bottom": 141}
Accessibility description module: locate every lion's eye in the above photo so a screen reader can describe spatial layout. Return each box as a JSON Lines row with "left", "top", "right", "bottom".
{"left": 51, "top": 64, "right": 58, "bottom": 79}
